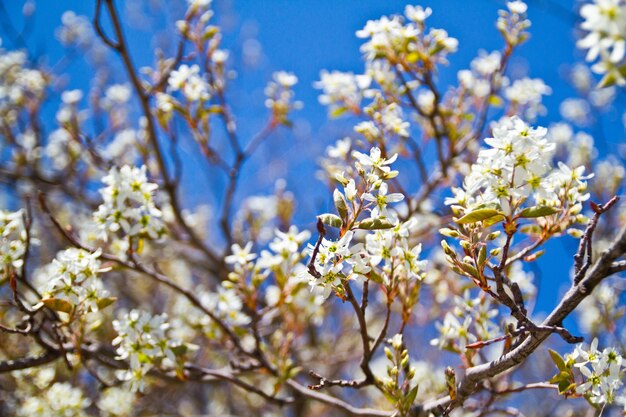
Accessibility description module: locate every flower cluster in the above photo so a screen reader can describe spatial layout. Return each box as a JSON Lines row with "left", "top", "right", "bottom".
{"left": 458, "top": 50, "right": 502, "bottom": 97}
{"left": 257, "top": 227, "right": 327, "bottom": 326}
{"left": 157, "top": 0, "right": 227, "bottom": 129}
{"left": 317, "top": 137, "right": 353, "bottom": 183}
{"left": 314, "top": 70, "right": 373, "bottom": 116}
{"left": 504, "top": 77, "right": 552, "bottom": 121}
{"left": 264, "top": 71, "right": 302, "bottom": 125}
{"left": 430, "top": 291, "right": 499, "bottom": 352}
{"left": 306, "top": 230, "right": 359, "bottom": 296}
{"left": 113, "top": 309, "right": 191, "bottom": 392}
{"left": 38, "top": 248, "right": 112, "bottom": 317}
{"left": 55, "top": 11, "right": 93, "bottom": 49}
{"left": 0, "top": 43, "right": 48, "bottom": 124}
{"left": 16, "top": 381, "right": 90, "bottom": 417}
{"left": 168, "top": 64, "right": 211, "bottom": 103}
{"left": 440, "top": 117, "right": 593, "bottom": 293}
{"left": 553, "top": 338, "right": 626, "bottom": 405}
{"left": 185, "top": 0, "right": 212, "bottom": 16}
{"left": 201, "top": 283, "right": 251, "bottom": 328}
{"left": 357, "top": 5, "right": 457, "bottom": 65}
{"left": 96, "top": 387, "right": 136, "bottom": 417}
{"left": 0, "top": 209, "right": 27, "bottom": 278}
{"left": 232, "top": 182, "right": 296, "bottom": 244}
{"left": 94, "top": 165, "right": 165, "bottom": 240}
{"left": 497, "top": 1, "right": 531, "bottom": 46}
{"left": 307, "top": 147, "right": 426, "bottom": 301}
{"left": 355, "top": 97, "right": 410, "bottom": 141}
{"left": 577, "top": 0, "right": 626, "bottom": 86}
{"left": 446, "top": 116, "right": 591, "bottom": 229}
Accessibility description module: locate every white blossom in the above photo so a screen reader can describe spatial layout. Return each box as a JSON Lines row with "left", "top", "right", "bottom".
{"left": 577, "top": 0, "right": 626, "bottom": 70}
{"left": 264, "top": 71, "right": 302, "bottom": 123}
{"left": 315, "top": 70, "right": 373, "bottom": 115}
{"left": 94, "top": 165, "right": 165, "bottom": 240}
{"left": 0, "top": 209, "right": 27, "bottom": 277}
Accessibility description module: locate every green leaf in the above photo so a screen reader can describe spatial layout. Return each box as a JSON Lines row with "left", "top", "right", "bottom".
{"left": 330, "top": 106, "right": 348, "bottom": 118}
{"left": 488, "top": 95, "right": 503, "bottom": 107}
{"left": 558, "top": 381, "right": 576, "bottom": 395}
{"left": 403, "top": 385, "right": 419, "bottom": 410}
{"left": 549, "top": 370, "right": 571, "bottom": 385}
{"left": 548, "top": 349, "right": 566, "bottom": 371}
{"left": 317, "top": 214, "right": 342, "bottom": 228}
{"left": 207, "top": 105, "right": 223, "bottom": 114}
{"left": 518, "top": 206, "right": 559, "bottom": 218}
{"left": 597, "top": 64, "right": 626, "bottom": 88}
{"left": 41, "top": 298, "right": 74, "bottom": 314}
{"left": 406, "top": 52, "right": 421, "bottom": 63}
{"left": 367, "top": 269, "right": 384, "bottom": 285}
{"left": 483, "top": 214, "right": 505, "bottom": 227}
{"left": 96, "top": 297, "right": 118, "bottom": 311}
{"left": 357, "top": 218, "right": 395, "bottom": 230}
{"left": 519, "top": 224, "right": 542, "bottom": 236}
{"left": 477, "top": 245, "right": 487, "bottom": 268}
{"left": 286, "top": 366, "right": 302, "bottom": 380}
{"left": 455, "top": 208, "right": 503, "bottom": 225}
{"left": 171, "top": 344, "right": 188, "bottom": 356}
{"left": 333, "top": 189, "right": 349, "bottom": 222}
{"left": 460, "top": 262, "right": 479, "bottom": 279}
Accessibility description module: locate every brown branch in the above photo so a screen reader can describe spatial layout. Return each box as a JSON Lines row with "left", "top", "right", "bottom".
{"left": 574, "top": 196, "right": 620, "bottom": 284}
{"left": 307, "top": 218, "right": 326, "bottom": 279}
{"left": 609, "top": 259, "right": 626, "bottom": 274}
{"left": 344, "top": 280, "right": 374, "bottom": 382}
{"left": 219, "top": 123, "right": 275, "bottom": 246}
{"left": 492, "top": 382, "right": 557, "bottom": 395}
{"left": 286, "top": 379, "right": 392, "bottom": 417}
{"left": 308, "top": 370, "right": 368, "bottom": 390}
{"left": 0, "top": 350, "right": 59, "bottom": 373}
{"left": 186, "top": 364, "right": 293, "bottom": 406}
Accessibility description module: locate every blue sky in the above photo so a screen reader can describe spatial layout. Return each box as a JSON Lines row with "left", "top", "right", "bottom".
{"left": 1, "top": 0, "right": 620, "bottom": 319}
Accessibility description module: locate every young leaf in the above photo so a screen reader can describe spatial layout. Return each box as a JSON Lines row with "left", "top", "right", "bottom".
{"left": 357, "top": 218, "right": 395, "bottom": 230}
{"left": 455, "top": 208, "right": 502, "bottom": 225}
{"left": 330, "top": 106, "right": 348, "bottom": 118}
{"left": 41, "top": 298, "right": 74, "bottom": 314}
{"left": 403, "top": 385, "right": 419, "bottom": 411}
{"left": 96, "top": 297, "right": 118, "bottom": 311}
{"left": 317, "top": 214, "right": 342, "bottom": 228}
{"left": 548, "top": 349, "right": 566, "bottom": 371}
{"left": 477, "top": 245, "right": 487, "bottom": 268}
{"left": 518, "top": 206, "right": 559, "bottom": 218}
{"left": 333, "top": 188, "right": 349, "bottom": 221}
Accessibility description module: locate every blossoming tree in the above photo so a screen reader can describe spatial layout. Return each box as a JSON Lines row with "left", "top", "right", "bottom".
{"left": 0, "top": 0, "right": 625, "bottom": 416}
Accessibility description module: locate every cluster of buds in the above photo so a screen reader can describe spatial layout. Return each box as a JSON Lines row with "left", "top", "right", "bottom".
{"left": 378, "top": 334, "right": 418, "bottom": 417}
{"left": 497, "top": 1, "right": 531, "bottom": 46}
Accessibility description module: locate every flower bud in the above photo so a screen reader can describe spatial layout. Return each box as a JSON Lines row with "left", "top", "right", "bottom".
{"left": 567, "top": 228, "right": 584, "bottom": 238}
{"left": 441, "top": 240, "right": 455, "bottom": 257}
{"left": 439, "top": 228, "right": 460, "bottom": 238}
{"left": 385, "top": 347, "right": 393, "bottom": 360}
